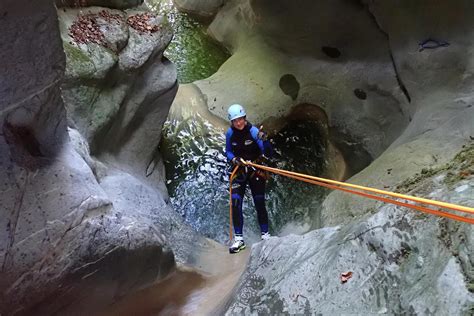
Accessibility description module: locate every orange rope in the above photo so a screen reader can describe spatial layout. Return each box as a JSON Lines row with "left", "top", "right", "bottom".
{"left": 248, "top": 162, "right": 474, "bottom": 215}
{"left": 228, "top": 166, "right": 239, "bottom": 241}
{"left": 269, "top": 169, "right": 474, "bottom": 224}
{"left": 242, "top": 161, "right": 474, "bottom": 224}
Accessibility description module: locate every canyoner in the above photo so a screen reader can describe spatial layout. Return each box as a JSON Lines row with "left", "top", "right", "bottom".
{"left": 225, "top": 104, "right": 274, "bottom": 254}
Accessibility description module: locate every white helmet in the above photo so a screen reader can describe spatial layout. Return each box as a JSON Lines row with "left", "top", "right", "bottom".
{"left": 228, "top": 104, "right": 246, "bottom": 121}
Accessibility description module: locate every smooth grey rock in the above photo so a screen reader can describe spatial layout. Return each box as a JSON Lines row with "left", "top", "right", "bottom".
{"left": 226, "top": 192, "right": 474, "bottom": 314}
{"left": 0, "top": 1, "right": 65, "bottom": 112}
{"left": 0, "top": 0, "right": 185, "bottom": 314}
{"left": 99, "top": 57, "right": 178, "bottom": 176}
{"left": 62, "top": 83, "right": 127, "bottom": 142}
{"left": 203, "top": 0, "right": 409, "bottom": 172}
{"left": 98, "top": 166, "right": 208, "bottom": 265}
{"left": 320, "top": 0, "right": 474, "bottom": 226}
{"left": 58, "top": 6, "right": 175, "bottom": 148}
{"left": 0, "top": 125, "right": 175, "bottom": 315}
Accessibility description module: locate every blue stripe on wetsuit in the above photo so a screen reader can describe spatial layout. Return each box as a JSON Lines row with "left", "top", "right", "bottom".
{"left": 225, "top": 125, "right": 273, "bottom": 162}
{"left": 225, "top": 128, "right": 235, "bottom": 162}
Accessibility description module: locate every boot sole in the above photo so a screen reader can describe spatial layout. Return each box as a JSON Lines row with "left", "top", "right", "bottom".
{"left": 229, "top": 244, "right": 246, "bottom": 254}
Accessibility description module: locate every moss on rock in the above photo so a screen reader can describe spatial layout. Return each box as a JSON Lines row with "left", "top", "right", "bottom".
{"left": 444, "top": 144, "right": 474, "bottom": 187}
{"left": 63, "top": 42, "right": 95, "bottom": 79}
{"left": 395, "top": 142, "right": 474, "bottom": 193}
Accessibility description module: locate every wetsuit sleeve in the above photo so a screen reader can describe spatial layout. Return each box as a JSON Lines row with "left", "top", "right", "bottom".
{"left": 250, "top": 126, "right": 273, "bottom": 157}
{"left": 225, "top": 128, "right": 235, "bottom": 162}
{"left": 262, "top": 139, "right": 273, "bottom": 157}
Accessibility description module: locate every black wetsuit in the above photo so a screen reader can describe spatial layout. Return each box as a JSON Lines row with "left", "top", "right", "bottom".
{"left": 225, "top": 122, "right": 272, "bottom": 237}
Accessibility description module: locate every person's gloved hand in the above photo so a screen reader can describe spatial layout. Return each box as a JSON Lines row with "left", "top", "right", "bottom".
{"left": 257, "top": 125, "right": 267, "bottom": 141}
{"left": 232, "top": 157, "right": 244, "bottom": 166}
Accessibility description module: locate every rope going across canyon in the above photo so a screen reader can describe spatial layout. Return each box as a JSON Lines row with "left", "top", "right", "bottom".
{"left": 228, "top": 160, "right": 474, "bottom": 240}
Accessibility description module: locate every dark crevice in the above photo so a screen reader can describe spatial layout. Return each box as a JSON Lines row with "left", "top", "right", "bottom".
{"left": 389, "top": 51, "right": 411, "bottom": 103}
{"left": 3, "top": 122, "right": 49, "bottom": 170}
{"left": 145, "top": 146, "right": 163, "bottom": 177}
{"left": 364, "top": 5, "right": 411, "bottom": 103}
{"left": 3, "top": 124, "right": 43, "bottom": 157}
{"left": 337, "top": 224, "right": 384, "bottom": 246}
{"left": 1, "top": 173, "right": 28, "bottom": 272}
{"left": 354, "top": 88, "right": 367, "bottom": 100}
{"left": 321, "top": 46, "right": 341, "bottom": 58}
{"left": 279, "top": 74, "right": 300, "bottom": 100}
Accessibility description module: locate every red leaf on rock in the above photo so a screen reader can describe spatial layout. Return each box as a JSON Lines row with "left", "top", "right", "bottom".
{"left": 126, "top": 13, "right": 160, "bottom": 34}
{"left": 340, "top": 271, "right": 353, "bottom": 284}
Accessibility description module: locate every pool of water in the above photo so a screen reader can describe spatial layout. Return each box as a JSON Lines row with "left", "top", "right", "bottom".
{"left": 160, "top": 118, "right": 330, "bottom": 243}
{"left": 145, "top": 0, "right": 230, "bottom": 83}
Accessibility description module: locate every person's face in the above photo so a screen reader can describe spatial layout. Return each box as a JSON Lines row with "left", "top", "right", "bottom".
{"left": 232, "top": 116, "right": 246, "bottom": 130}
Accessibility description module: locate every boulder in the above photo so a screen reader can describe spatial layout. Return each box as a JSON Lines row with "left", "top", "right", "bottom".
{"left": 57, "top": 6, "right": 174, "bottom": 152}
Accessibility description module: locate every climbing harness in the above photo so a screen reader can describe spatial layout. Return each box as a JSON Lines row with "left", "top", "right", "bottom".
{"left": 228, "top": 160, "right": 474, "bottom": 240}
{"left": 418, "top": 38, "right": 450, "bottom": 52}
{"left": 250, "top": 156, "right": 270, "bottom": 180}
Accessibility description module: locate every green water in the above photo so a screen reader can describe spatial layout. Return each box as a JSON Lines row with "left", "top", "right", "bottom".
{"left": 145, "top": 0, "right": 229, "bottom": 83}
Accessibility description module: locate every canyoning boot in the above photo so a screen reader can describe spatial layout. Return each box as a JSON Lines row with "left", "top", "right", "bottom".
{"left": 261, "top": 232, "right": 271, "bottom": 240}
{"left": 229, "top": 236, "right": 246, "bottom": 254}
